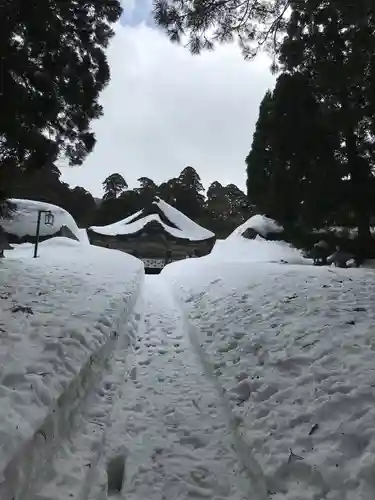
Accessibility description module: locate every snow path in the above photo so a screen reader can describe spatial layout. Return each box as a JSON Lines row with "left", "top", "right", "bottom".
{"left": 105, "top": 276, "right": 251, "bottom": 500}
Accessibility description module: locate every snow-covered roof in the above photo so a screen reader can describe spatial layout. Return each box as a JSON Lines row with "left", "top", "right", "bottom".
{"left": 228, "top": 214, "right": 283, "bottom": 239}
{"left": 0, "top": 198, "right": 84, "bottom": 242}
{"left": 90, "top": 197, "right": 215, "bottom": 242}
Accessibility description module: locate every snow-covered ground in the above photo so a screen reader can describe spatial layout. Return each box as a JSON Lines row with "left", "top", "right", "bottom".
{"left": 0, "top": 238, "right": 144, "bottom": 500}
{"left": 102, "top": 277, "right": 252, "bottom": 500}
{"left": 162, "top": 257, "right": 375, "bottom": 500}
{"left": 3, "top": 226, "right": 375, "bottom": 500}
{"left": 1, "top": 199, "right": 86, "bottom": 241}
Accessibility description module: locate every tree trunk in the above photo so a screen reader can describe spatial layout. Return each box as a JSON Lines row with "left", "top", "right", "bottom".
{"left": 345, "top": 129, "right": 372, "bottom": 258}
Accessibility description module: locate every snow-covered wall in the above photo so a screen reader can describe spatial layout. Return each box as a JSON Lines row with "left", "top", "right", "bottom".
{"left": 0, "top": 240, "right": 145, "bottom": 500}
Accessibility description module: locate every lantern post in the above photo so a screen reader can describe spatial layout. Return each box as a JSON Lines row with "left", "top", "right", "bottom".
{"left": 33, "top": 210, "right": 55, "bottom": 258}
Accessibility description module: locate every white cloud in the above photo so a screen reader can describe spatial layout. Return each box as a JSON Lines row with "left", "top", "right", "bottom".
{"left": 61, "top": 23, "right": 275, "bottom": 197}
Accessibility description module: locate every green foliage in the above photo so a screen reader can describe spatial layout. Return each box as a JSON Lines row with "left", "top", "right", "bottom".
{"left": 202, "top": 181, "right": 250, "bottom": 237}
{"left": 0, "top": 0, "right": 122, "bottom": 173}
{"left": 8, "top": 166, "right": 97, "bottom": 227}
{"left": 244, "top": 0, "right": 375, "bottom": 253}
{"left": 102, "top": 173, "right": 128, "bottom": 200}
{"left": 279, "top": 0, "right": 375, "bottom": 242}
{"left": 153, "top": 0, "right": 290, "bottom": 59}
{"left": 246, "top": 73, "right": 343, "bottom": 230}
{"left": 158, "top": 167, "right": 206, "bottom": 220}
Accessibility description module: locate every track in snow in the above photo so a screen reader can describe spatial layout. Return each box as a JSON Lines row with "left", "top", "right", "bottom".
{"left": 105, "top": 276, "right": 251, "bottom": 500}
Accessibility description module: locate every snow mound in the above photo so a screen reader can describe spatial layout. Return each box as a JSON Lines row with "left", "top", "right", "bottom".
{"left": 229, "top": 214, "right": 283, "bottom": 239}
{"left": 162, "top": 236, "right": 307, "bottom": 281}
{"left": 211, "top": 236, "right": 307, "bottom": 264}
{"left": 0, "top": 198, "right": 84, "bottom": 243}
{"left": 166, "top": 261, "right": 375, "bottom": 500}
{"left": 0, "top": 239, "right": 144, "bottom": 500}
{"left": 90, "top": 198, "right": 215, "bottom": 242}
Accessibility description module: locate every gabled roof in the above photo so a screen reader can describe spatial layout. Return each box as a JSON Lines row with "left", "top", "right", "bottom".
{"left": 90, "top": 197, "right": 215, "bottom": 242}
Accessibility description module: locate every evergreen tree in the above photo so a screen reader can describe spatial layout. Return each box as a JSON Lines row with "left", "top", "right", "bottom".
{"left": 102, "top": 173, "right": 128, "bottom": 200}
{"left": 153, "top": 0, "right": 290, "bottom": 59}
{"left": 279, "top": 0, "right": 375, "bottom": 243}
{"left": 178, "top": 166, "right": 204, "bottom": 193}
{"left": 135, "top": 177, "right": 158, "bottom": 206}
{"left": 246, "top": 73, "right": 342, "bottom": 229}
{"left": 175, "top": 167, "right": 205, "bottom": 219}
{"left": 0, "top": 0, "right": 122, "bottom": 175}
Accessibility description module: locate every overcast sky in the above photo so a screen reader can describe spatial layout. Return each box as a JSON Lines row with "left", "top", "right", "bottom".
{"left": 61, "top": 0, "right": 275, "bottom": 197}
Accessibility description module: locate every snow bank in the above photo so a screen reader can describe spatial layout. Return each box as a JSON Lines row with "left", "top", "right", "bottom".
{"left": 211, "top": 236, "right": 307, "bottom": 264}
{"left": 0, "top": 239, "right": 144, "bottom": 500}
{"left": 90, "top": 197, "right": 215, "bottom": 242}
{"left": 165, "top": 260, "right": 375, "bottom": 500}
{"left": 0, "top": 198, "right": 85, "bottom": 243}
{"left": 229, "top": 214, "right": 283, "bottom": 239}
{"left": 161, "top": 236, "right": 308, "bottom": 281}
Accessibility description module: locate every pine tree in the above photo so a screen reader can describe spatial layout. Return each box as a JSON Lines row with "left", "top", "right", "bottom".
{"left": 153, "top": 0, "right": 290, "bottom": 59}
{"left": 280, "top": 0, "right": 375, "bottom": 244}
{"left": 136, "top": 177, "right": 158, "bottom": 206}
{"left": 246, "top": 73, "right": 342, "bottom": 229}
{"left": 102, "top": 173, "right": 128, "bottom": 200}
{"left": 176, "top": 167, "right": 205, "bottom": 219}
{"left": 0, "top": 0, "right": 122, "bottom": 174}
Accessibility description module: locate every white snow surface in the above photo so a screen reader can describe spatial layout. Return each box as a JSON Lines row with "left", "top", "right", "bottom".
{"left": 207, "top": 216, "right": 305, "bottom": 265}
{"left": 229, "top": 214, "right": 283, "bottom": 239}
{"left": 154, "top": 197, "right": 214, "bottom": 240}
{"left": 0, "top": 239, "right": 144, "bottom": 500}
{"left": 102, "top": 277, "right": 252, "bottom": 500}
{"left": 1, "top": 199, "right": 84, "bottom": 242}
{"left": 162, "top": 259, "right": 375, "bottom": 500}
{"left": 90, "top": 210, "right": 144, "bottom": 236}
{"left": 3, "top": 230, "right": 375, "bottom": 500}
{"left": 90, "top": 197, "right": 214, "bottom": 242}
{"left": 208, "top": 236, "right": 308, "bottom": 265}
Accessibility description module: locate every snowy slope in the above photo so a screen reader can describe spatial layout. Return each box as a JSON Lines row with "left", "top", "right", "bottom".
{"left": 90, "top": 210, "right": 143, "bottom": 236}
{"left": 202, "top": 215, "right": 306, "bottom": 265}
{"left": 91, "top": 213, "right": 199, "bottom": 240}
{"left": 163, "top": 260, "right": 375, "bottom": 500}
{"left": 90, "top": 198, "right": 215, "bottom": 242}
{"left": 0, "top": 239, "right": 144, "bottom": 500}
{"left": 0, "top": 198, "right": 84, "bottom": 242}
{"left": 210, "top": 236, "right": 308, "bottom": 264}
